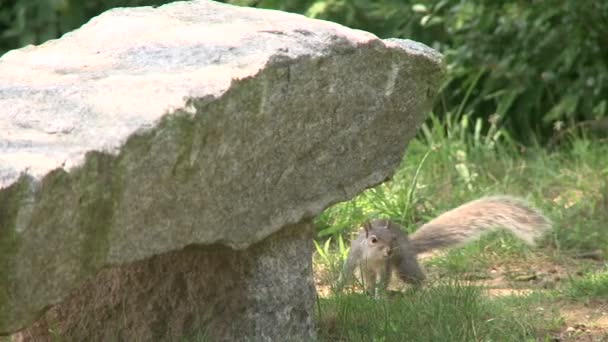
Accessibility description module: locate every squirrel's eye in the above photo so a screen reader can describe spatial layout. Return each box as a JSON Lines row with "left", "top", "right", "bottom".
{"left": 370, "top": 237, "right": 377, "bottom": 243}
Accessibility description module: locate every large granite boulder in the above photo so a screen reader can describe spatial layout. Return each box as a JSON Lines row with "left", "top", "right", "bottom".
{"left": 0, "top": 0, "right": 443, "bottom": 340}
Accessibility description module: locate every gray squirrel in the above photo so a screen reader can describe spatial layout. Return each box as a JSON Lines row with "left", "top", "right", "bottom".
{"left": 337, "top": 195, "right": 552, "bottom": 296}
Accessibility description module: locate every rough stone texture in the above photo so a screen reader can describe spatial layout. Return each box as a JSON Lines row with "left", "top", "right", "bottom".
{"left": 0, "top": 0, "right": 443, "bottom": 339}
{"left": 14, "top": 222, "right": 315, "bottom": 341}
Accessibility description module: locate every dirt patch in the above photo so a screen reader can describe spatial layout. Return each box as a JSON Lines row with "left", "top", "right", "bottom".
{"left": 553, "top": 301, "right": 608, "bottom": 342}
{"left": 485, "top": 288, "right": 535, "bottom": 296}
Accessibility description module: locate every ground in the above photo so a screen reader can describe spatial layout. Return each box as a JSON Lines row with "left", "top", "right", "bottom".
{"left": 314, "top": 249, "right": 608, "bottom": 341}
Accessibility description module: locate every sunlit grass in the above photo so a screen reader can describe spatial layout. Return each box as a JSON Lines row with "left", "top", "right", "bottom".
{"left": 314, "top": 113, "right": 608, "bottom": 340}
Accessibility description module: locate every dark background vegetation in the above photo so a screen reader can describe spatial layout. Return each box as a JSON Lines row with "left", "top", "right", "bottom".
{"left": 1, "top": 0, "right": 607, "bottom": 144}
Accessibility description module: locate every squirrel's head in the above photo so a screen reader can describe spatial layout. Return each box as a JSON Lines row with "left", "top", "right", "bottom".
{"left": 362, "top": 219, "right": 397, "bottom": 260}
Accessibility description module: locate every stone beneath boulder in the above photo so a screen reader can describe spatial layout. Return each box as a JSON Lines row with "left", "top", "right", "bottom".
{"left": 0, "top": 0, "right": 443, "bottom": 339}
{"left": 17, "top": 222, "right": 316, "bottom": 341}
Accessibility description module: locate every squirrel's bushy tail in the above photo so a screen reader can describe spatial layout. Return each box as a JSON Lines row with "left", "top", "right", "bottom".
{"left": 410, "top": 196, "right": 552, "bottom": 254}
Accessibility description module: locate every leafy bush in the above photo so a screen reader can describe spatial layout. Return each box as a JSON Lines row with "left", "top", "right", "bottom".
{"left": 229, "top": 0, "right": 608, "bottom": 143}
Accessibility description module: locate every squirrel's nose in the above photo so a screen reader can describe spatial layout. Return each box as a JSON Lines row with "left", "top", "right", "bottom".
{"left": 385, "top": 249, "right": 392, "bottom": 256}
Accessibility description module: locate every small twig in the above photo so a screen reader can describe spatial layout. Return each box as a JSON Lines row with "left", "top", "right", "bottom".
{"left": 573, "top": 249, "right": 604, "bottom": 261}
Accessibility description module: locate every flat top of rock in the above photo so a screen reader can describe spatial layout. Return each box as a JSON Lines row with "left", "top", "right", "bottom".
{"left": 0, "top": 0, "right": 395, "bottom": 188}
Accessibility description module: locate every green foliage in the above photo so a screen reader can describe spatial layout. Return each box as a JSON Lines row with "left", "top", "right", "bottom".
{"left": 563, "top": 267, "right": 608, "bottom": 300}
{"left": 426, "top": 231, "right": 532, "bottom": 277}
{"left": 317, "top": 281, "right": 560, "bottom": 341}
{"left": 314, "top": 235, "right": 350, "bottom": 293}
{"left": 551, "top": 198, "right": 608, "bottom": 255}
{"left": 314, "top": 234, "right": 349, "bottom": 264}
{"left": 429, "top": 0, "right": 608, "bottom": 142}
{"left": 229, "top": 0, "right": 608, "bottom": 143}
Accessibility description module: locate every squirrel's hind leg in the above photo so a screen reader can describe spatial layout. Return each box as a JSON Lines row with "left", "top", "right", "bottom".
{"left": 393, "top": 252, "right": 426, "bottom": 285}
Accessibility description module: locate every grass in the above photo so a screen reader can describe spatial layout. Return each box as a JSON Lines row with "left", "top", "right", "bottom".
{"left": 317, "top": 281, "right": 561, "bottom": 341}
{"left": 562, "top": 266, "right": 608, "bottom": 300}
{"left": 313, "top": 112, "right": 608, "bottom": 340}
{"left": 424, "top": 230, "right": 533, "bottom": 278}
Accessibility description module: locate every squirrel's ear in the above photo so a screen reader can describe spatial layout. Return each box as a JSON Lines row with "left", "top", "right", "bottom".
{"left": 383, "top": 220, "right": 391, "bottom": 230}
{"left": 363, "top": 221, "right": 371, "bottom": 237}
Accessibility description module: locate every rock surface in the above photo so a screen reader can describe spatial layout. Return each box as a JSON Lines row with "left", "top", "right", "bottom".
{"left": 17, "top": 222, "right": 316, "bottom": 341}
{"left": 0, "top": 0, "right": 443, "bottom": 339}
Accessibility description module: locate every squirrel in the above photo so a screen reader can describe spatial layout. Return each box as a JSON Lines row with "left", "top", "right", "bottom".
{"left": 337, "top": 195, "right": 552, "bottom": 296}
